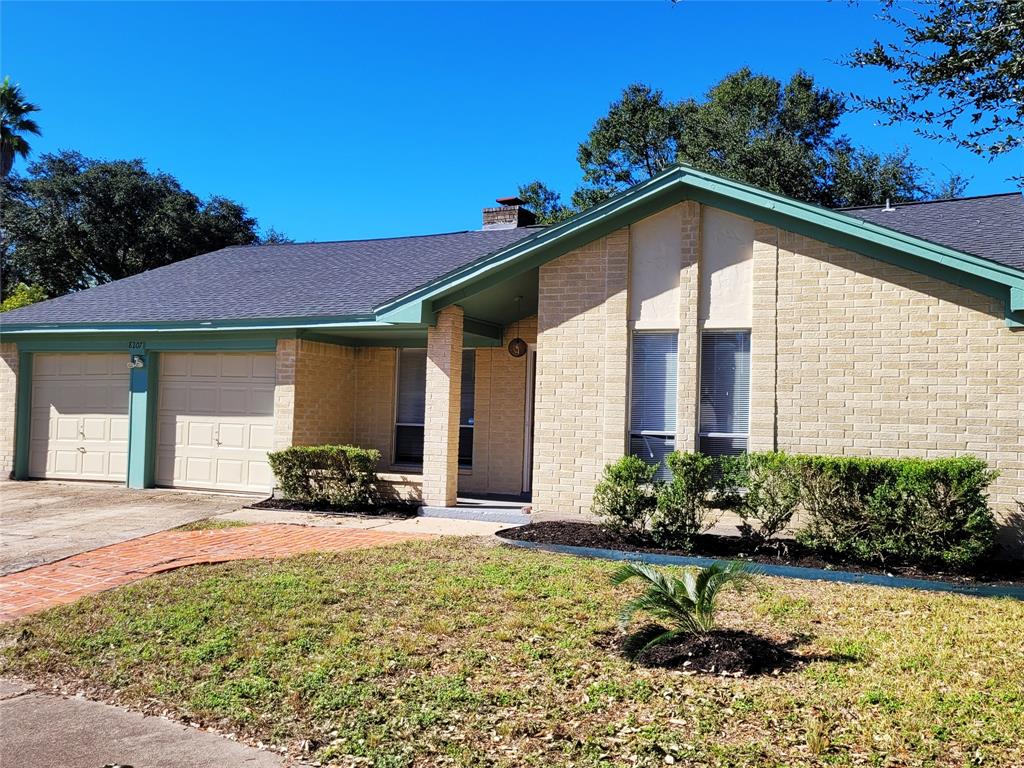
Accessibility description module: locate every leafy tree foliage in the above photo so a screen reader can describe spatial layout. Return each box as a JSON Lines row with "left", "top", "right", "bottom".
{"left": 1, "top": 151, "right": 268, "bottom": 299}
{"left": 0, "top": 282, "right": 46, "bottom": 312}
{"left": 848, "top": 0, "right": 1023, "bottom": 164}
{"left": 521, "top": 69, "right": 946, "bottom": 223}
{"left": 0, "top": 76, "right": 41, "bottom": 177}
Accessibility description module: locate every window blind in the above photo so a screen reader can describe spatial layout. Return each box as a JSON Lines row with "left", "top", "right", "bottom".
{"left": 629, "top": 332, "right": 678, "bottom": 478}
{"left": 394, "top": 347, "right": 475, "bottom": 467}
{"left": 698, "top": 330, "right": 750, "bottom": 456}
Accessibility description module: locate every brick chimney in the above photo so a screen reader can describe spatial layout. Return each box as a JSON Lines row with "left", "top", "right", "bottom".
{"left": 482, "top": 196, "right": 537, "bottom": 230}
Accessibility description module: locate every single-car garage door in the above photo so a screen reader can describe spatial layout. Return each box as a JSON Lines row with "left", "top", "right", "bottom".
{"left": 29, "top": 353, "right": 130, "bottom": 482}
{"left": 156, "top": 352, "right": 276, "bottom": 494}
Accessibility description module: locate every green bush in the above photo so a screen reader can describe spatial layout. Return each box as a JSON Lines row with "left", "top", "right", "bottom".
{"left": 267, "top": 445, "right": 381, "bottom": 507}
{"left": 719, "top": 452, "right": 802, "bottom": 548}
{"left": 795, "top": 455, "right": 998, "bottom": 569}
{"left": 652, "top": 452, "right": 720, "bottom": 548}
{"left": 591, "top": 456, "right": 658, "bottom": 541}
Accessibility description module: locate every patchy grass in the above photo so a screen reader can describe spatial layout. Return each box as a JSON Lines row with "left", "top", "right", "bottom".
{"left": 173, "top": 518, "right": 251, "bottom": 532}
{"left": 1, "top": 538, "right": 1021, "bottom": 767}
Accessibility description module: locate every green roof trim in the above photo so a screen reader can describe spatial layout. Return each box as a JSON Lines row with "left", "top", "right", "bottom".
{"left": 375, "top": 164, "right": 1024, "bottom": 328}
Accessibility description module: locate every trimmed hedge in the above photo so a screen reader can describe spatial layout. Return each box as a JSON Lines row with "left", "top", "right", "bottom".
{"left": 795, "top": 454, "right": 998, "bottom": 570}
{"left": 267, "top": 445, "right": 381, "bottom": 507}
{"left": 592, "top": 451, "right": 1000, "bottom": 570}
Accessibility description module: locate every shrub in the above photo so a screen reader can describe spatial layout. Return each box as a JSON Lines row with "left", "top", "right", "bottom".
{"left": 652, "top": 452, "right": 720, "bottom": 548}
{"left": 591, "top": 456, "right": 658, "bottom": 541}
{"left": 795, "top": 455, "right": 998, "bottom": 569}
{"left": 612, "top": 560, "right": 755, "bottom": 652}
{"left": 267, "top": 445, "right": 381, "bottom": 507}
{"left": 719, "top": 452, "right": 802, "bottom": 548}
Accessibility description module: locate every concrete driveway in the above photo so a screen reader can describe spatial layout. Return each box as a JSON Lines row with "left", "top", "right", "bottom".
{"left": 0, "top": 481, "right": 249, "bottom": 575}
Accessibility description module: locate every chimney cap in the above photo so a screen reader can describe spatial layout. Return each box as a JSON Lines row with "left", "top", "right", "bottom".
{"left": 495, "top": 196, "right": 525, "bottom": 207}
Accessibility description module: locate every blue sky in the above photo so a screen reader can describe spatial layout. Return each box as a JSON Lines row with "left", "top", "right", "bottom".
{"left": 3, "top": 1, "right": 1019, "bottom": 242}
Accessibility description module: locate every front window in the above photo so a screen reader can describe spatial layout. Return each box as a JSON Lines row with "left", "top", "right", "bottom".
{"left": 394, "top": 348, "right": 475, "bottom": 467}
{"left": 628, "top": 332, "right": 678, "bottom": 479}
{"left": 698, "top": 330, "right": 750, "bottom": 456}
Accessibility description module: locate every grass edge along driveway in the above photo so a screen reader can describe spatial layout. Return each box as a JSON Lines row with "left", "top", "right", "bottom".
{"left": 2, "top": 538, "right": 1021, "bottom": 768}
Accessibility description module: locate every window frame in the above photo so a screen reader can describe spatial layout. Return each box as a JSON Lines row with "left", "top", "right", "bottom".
{"left": 697, "top": 327, "right": 752, "bottom": 456}
{"left": 627, "top": 330, "right": 679, "bottom": 478}
{"left": 393, "top": 347, "right": 475, "bottom": 469}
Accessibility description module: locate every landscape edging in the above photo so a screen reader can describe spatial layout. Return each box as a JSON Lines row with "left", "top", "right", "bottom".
{"left": 499, "top": 537, "right": 1024, "bottom": 600}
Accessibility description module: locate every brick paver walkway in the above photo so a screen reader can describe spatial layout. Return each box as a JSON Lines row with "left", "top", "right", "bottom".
{"left": 0, "top": 524, "right": 431, "bottom": 622}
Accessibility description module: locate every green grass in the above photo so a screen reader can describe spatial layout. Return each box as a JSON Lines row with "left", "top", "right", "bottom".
{"left": 2, "top": 538, "right": 1021, "bottom": 767}
{"left": 173, "top": 517, "right": 251, "bottom": 531}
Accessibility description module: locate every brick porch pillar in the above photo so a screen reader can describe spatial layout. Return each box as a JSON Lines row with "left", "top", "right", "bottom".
{"left": 422, "top": 306, "right": 463, "bottom": 506}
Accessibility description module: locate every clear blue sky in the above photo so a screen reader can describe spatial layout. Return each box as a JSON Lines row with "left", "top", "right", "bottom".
{"left": 3, "top": 1, "right": 1019, "bottom": 242}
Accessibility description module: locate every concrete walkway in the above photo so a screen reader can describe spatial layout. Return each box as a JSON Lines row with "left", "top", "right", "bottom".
{"left": 0, "top": 480, "right": 249, "bottom": 575}
{"left": 0, "top": 524, "right": 432, "bottom": 622}
{"left": 0, "top": 678, "right": 287, "bottom": 768}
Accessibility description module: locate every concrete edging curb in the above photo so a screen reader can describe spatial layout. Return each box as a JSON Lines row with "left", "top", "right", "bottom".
{"left": 499, "top": 537, "right": 1024, "bottom": 600}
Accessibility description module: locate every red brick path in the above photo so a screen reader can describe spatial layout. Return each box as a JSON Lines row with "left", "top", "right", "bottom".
{"left": 0, "top": 524, "right": 432, "bottom": 622}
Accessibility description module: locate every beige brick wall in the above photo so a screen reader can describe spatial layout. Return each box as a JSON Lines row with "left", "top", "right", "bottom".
{"left": 769, "top": 227, "right": 1023, "bottom": 525}
{"left": 422, "top": 306, "right": 463, "bottom": 506}
{"left": 530, "top": 209, "right": 1022, "bottom": 545}
{"left": 0, "top": 343, "right": 18, "bottom": 477}
{"left": 353, "top": 346, "right": 397, "bottom": 464}
{"left": 292, "top": 340, "right": 354, "bottom": 445}
{"left": 273, "top": 339, "right": 296, "bottom": 450}
{"left": 534, "top": 229, "right": 630, "bottom": 516}
{"left": 676, "top": 202, "right": 701, "bottom": 451}
{"left": 461, "top": 317, "right": 537, "bottom": 496}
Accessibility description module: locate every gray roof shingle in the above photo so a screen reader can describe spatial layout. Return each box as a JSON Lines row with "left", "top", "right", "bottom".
{"left": 840, "top": 192, "right": 1024, "bottom": 271}
{"left": 0, "top": 227, "right": 543, "bottom": 325}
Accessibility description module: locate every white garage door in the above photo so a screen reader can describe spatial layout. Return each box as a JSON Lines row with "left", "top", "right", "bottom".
{"left": 156, "top": 352, "right": 276, "bottom": 494}
{"left": 29, "top": 353, "right": 130, "bottom": 482}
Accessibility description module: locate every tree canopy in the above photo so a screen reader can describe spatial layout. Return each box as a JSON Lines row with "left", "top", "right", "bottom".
{"left": 520, "top": 69, "right": 953, "bottom": 223}
{"left": 1, "top": 151, "right": 280, "bottom": 300}
{"left": 848, "top": 0, "right": 1023, "bottom": 167}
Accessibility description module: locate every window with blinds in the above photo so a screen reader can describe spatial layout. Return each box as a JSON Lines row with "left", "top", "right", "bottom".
{"left": 698, "top": 330, "right": 750, "bottom": 456}
{"left": 394, "top": 348, "right": 475, "bottom": 467}
{"left": 629, "top": 332, "right": 678, "bottom": 479}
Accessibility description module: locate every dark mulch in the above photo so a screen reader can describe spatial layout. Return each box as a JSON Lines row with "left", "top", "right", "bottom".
{"left": 597, "top": 624, "right": 801, "bottom": 676}
{"left": 247, "top": 497, "right": 420, "bottom": 519}
{"left": 498, "top": 521, "right": 1024, "bottom": 586}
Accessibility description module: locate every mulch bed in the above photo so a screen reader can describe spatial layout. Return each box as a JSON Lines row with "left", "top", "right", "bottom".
{"left": 597, "top": 624, "right": 801, "bottom": 676}
{"left": 247, "top": 497, "right": 420, "bottom": 519}
{"left": 498, "top": 521, "right": 1024, "bottom": 587}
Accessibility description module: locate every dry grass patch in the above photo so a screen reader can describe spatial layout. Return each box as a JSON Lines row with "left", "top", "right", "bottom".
{"left": 1, "top": 538, "right": 1021, "bottom": 767}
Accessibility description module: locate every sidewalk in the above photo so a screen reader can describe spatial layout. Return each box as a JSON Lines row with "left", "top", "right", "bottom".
{"left": 0, "top": 678, "right": 287, "bottom": 768}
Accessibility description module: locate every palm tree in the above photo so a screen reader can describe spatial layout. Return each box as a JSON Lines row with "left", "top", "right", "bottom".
{"left": 612, "top": 560, "right": 755, "bottom": 653}
{"left": 1, "top": 77, "right": 41, "bottom": 177}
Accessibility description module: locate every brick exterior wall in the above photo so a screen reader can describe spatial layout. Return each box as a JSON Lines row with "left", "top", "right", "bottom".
{"left": 0, "top": 343, "right": 18, "bottom": 477}
{"left": 353, "top": 346, "right": 397, "bottom": 462}
{"left": 534, "top": 229, "right": 630, "bottom": 517}
{"left": 292, "top": 340, "right": 355, "bottom": 445}
{"left": 530, "top": 209, "right": 1023, "bottom": 547}
{"left": 769, "top": 228, "right": 1023, "bottom": 526}
{"left": 273, "top": 339, "right": 297, "bottom": 450}
{"left": 422, "top": 306, "right": 463, "bottom": 506}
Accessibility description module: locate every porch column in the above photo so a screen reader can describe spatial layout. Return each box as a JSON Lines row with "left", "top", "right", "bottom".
{"left": 422, "top": 306, "right": 463, "bottom": 506}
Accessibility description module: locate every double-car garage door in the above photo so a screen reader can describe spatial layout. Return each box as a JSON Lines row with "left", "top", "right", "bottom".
{"left": 28, "top": 351, "right": 275, "bottom": 493}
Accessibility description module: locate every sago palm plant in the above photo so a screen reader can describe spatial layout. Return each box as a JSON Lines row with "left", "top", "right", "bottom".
{"left": 611, "top": 560, "right": 754, "bottom": 651}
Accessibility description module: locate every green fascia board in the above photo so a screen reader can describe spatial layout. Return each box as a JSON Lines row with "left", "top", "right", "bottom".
{"left": 10, "top": 334, "right": 282, "bottom": 353}
{"left": 13, "top": 350, "right": 32, "bottom": 480}
{"left": 374, "top": 164, "right": 1024, "bottom": 328}
{"left": 0, "top": 313, "right": 382, "bottom": 336}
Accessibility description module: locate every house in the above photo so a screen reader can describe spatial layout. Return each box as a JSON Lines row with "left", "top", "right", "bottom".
{"left": 1, "top": 166, "right": 1022, "bottom": 547}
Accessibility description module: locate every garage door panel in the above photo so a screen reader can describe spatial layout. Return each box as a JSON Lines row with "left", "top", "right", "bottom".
{"left": 30, "top": 354, "right": 130, "bottom": 483}
{"left": 157, "top": 352, "right": 275, "bottom": 493}
{"left": 252, "top": 355, "right": 276, "bottom": 379}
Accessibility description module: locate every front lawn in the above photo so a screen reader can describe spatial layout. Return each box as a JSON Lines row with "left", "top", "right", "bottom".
{"left": 2, "top": 539, "right": 1021, "bottom": 767}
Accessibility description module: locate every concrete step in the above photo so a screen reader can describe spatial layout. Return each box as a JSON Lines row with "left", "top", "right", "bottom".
{"left": 418, "top": 505, "right": 530, "bottom": 525}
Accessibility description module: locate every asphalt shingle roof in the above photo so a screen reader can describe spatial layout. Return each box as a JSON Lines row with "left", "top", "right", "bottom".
{"left": 0, "top": 227, "right": 543, "bottom": 325}
{"left": 840, "top": 193, "right": 1024, "bottom": 271}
